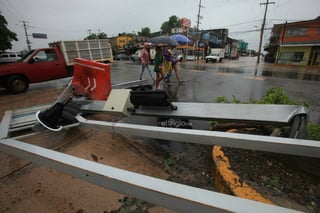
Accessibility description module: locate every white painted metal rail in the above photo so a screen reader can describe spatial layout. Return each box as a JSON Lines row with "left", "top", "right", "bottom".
{"left": 132, "top": 103, "right": 307, "bottom": 124}
{"left": 76, "top": 115, "right": 320, "bottom": 158}
{"left": 0, "top": 139, "right": 300, "bottom": 213}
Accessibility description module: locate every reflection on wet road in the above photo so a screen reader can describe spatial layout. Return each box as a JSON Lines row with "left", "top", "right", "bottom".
{"left": 179, "top": 58, "right": 320, "bottom": 81}
{"left": 260, "top": 70, "right": 320, "bottom": 81}
{"left": 180, "top": 63, "right": 206, "bottom": 72}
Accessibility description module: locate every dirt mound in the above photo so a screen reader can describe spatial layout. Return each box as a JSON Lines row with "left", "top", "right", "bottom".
{"left": 223, "top": 147, "right": 320, "bottom": 212}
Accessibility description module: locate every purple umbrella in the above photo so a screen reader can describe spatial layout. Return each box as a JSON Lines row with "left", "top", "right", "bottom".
{"left": 170, "top": 34, "right": 192, "bottom": 44}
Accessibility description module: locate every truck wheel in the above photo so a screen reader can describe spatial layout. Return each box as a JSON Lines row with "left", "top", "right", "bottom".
{"left": 6, "top": 75, "right": 29, "bottom": 94}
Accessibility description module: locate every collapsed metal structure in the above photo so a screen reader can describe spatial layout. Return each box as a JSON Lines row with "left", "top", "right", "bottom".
{"left": 1, "top": 58, "right": 319, "bottom": 212}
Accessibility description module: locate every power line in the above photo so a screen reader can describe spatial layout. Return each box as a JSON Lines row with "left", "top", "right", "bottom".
{"left": 217, "top": 19, "right": 263, "bottom": 29}
{"left": 2, "top": 0, "right": 24, "bottom": 20}
{"left": 229, "top": 27, "right": 273, "bottom": 34}
{"left": 32, "top": 25, "right": 86, "bottom": 33}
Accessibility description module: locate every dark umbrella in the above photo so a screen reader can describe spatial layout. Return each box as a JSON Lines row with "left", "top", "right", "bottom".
{"left": 149, "top": 36, "right": 179, "bottom": 47}
{"left": 170, "top": 34, "right": 192, "bottom": 44}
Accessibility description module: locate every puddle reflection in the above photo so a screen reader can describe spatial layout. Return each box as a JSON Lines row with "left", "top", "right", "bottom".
{"left": 178, "top": 62, "right": 320, "bottom": 81}
{"left": 163, "top": 83, "right": 181, "bottom": 102}
{"left": 179, "top": 63, "right": 206, "bottom": 71}
{"left": 261, "top": 70, "right": 320, "bottom": 81}
{"left": 216, "top": 67, "right": 248, "bottom": 74}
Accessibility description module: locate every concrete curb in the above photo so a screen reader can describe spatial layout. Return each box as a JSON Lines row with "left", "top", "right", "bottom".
{"left": 211, "top": 145, "right": 273, "bottom": 204}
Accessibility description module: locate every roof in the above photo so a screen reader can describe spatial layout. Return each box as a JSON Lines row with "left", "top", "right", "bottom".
{"left": 280, "top": 42, "right": 320, "bottom": 47}
{"left": 273, "top": 16, "right": 320, "bottom": 28}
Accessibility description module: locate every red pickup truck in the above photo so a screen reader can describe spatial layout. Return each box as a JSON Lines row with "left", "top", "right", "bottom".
{"left": 0, "top": 39, "right": 113, "bottom": 94}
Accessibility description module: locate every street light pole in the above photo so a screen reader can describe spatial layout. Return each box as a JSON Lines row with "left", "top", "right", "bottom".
{"left": 256, "top": 0, "right": 274, "bottom": 65}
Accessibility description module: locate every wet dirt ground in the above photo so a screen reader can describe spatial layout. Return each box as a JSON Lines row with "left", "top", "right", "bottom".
{"left": 0, "top": 88, "right": 177, "bottom": 212}
{"left": 0, "top": 57, "right": 319, "bottom": 212}
{"left": 0, "top": 87, "right": 216, "bottom": 213}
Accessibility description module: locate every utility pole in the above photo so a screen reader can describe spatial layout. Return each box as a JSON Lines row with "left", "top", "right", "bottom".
{"left": 256, "top": 0, "right": 274, "bottom": 65}
{"left": 196, "top": 0, "right": 204, "bottom": 31}
{"left": 195, "top": 0, "right": 204, "bottom": 62}
{"left": 21, "top": 20, "right": 31, "bottom": 51}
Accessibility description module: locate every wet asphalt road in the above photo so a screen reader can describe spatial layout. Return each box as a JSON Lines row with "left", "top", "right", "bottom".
{"left": 29, "top": 56, "right": 320, "bottom": 126}
{"left": 111, "top": 57, "right": 320, "bottom": 124}
{"left": 19, "top": 57, "right": 319, "bottom": 154}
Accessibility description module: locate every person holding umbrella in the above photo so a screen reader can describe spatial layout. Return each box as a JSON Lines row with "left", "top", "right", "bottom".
{"left": 153, "top": 46, "right": 165, "bottom": 89}
{"left": 139, "top": 43, "right": 155, "bottom": 82}
{"left": 163, "top": 49, "right": 183, "bottom": 84}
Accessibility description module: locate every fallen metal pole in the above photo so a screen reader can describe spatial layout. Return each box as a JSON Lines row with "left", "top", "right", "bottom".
{"left": 0, "top": 80, "right": 150, "bottom": 138}
{"left": 0, "top": 139, "right": 299, "bottom": 213}
{"left": 76, "top": 115, "right": 320, "bottom": 158}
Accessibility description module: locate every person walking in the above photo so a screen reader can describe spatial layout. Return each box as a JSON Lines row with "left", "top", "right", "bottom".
{"left": 163, "top": 49, "right": 183, "bottom": 83}
{"left": 153, "top": 46, "right": 165, "bottom": 90}
{"left": 139, "top": 43, "right": 155, "bottom": 82}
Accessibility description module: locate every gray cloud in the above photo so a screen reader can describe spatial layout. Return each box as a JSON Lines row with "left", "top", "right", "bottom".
{"left": 1, "top": 0, "right": 319, "bottom": 51}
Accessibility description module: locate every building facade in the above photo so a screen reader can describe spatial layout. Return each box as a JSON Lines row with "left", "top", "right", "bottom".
{"left": 265, "top": 17, "right": 320, "bottom": 66}
{"left": 116, "top": 35, "right": 133, "bottom": 48}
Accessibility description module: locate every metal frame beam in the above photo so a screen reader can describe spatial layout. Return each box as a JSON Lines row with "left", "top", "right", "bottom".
{"left": 76, "top": 115, "right": 320, "bottom": 158}
{"left": 0, "top": 139, "right": 299, "bottom": 213}
{"left": 0, "top": 80, "right": 149, "bottom": 138}
{"left": 0, "top": 110, "right": 12, "bottom": 139}
{"left": 132, "top": 103, "right": 307, "bottom": 124}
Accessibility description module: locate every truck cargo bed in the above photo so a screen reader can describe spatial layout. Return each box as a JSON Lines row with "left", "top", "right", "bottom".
{"left": 50, "top": 39, "right": 113, "bottom": 66}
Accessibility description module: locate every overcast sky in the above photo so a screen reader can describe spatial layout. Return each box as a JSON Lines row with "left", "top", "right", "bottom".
{"left": 1, "top": 0, "right": 320, "bottom": 52}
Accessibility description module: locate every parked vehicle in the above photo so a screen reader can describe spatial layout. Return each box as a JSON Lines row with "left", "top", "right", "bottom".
{"left": 185, "top": 49, "right": 204, "bottom": 61}
{"left": 130, "top": 50, "right": 141, "bottom": 62}
{"left": 177, "top": 54, "right": 184, "bottom": 62}
{"left": 0, "top": 52, "right": 22, "bottom": 64}
{"left": 205, "top": 48, "right": 225, "bottom": 63}
{"left": 0, "top": 39, "right": 113, "bottom": 94}
{"left": 114, "top": 53, "right": 130, "bottom": 60}
{"left": 131, "top": 48, "right": 156, "bottom": 63}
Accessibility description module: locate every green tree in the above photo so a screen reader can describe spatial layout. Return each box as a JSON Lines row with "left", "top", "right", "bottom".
{"left": 0, "top": 14, "right": 18, "bottom": 52}
{"left": 111, "top": 43, "right": 119, "bottom": 55}
{"left": 97, "top": 32, "right": 107, "bottom": 39}
{"left": 160, "top": 15, "right": 181, "bottom": 34}
{"left": 249, "top": 49, "right": 257, "bottom": 56}
{"left": 138, "top": 27, "right": 151, "bottom": 37}
{"left": 84, "top": 32, "right": 108, "bottom": 40}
